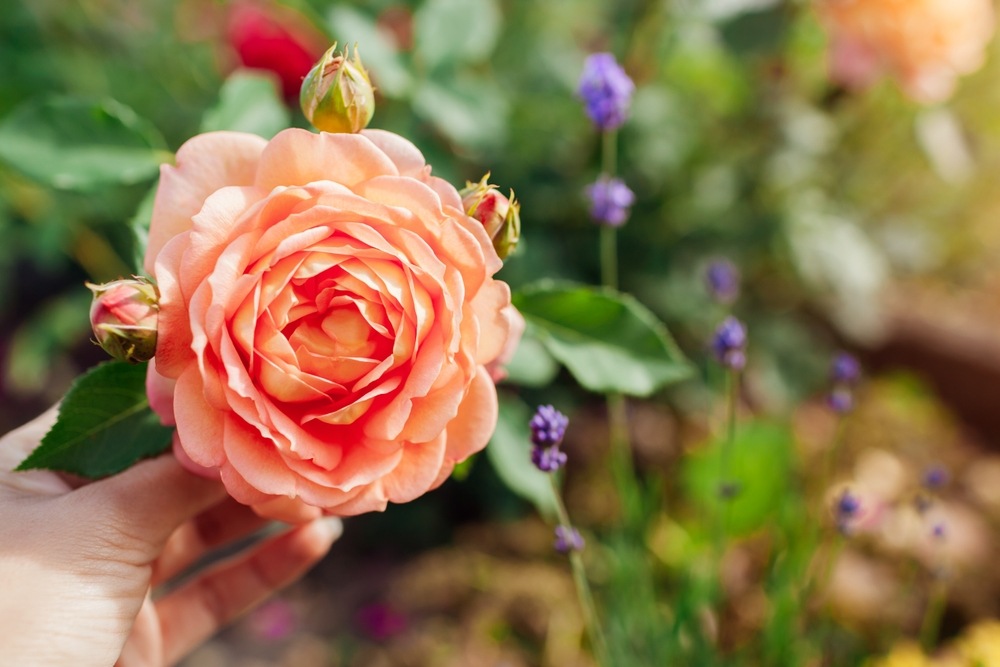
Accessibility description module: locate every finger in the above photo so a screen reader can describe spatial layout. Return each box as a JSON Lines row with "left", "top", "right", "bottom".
{"left": 0, "top": 404, "right": 59, "bottom": 464}
{"left": 0, "top": 405, "right": 67, "bottom": 496}
{"left": 151, "top": 497, "right": 272, "bottom": 587}
{"left": 156, "top": 517, "right": 341, "bottom": 666}
{"left": 73, "top": 454, "right": 228, "bottom": 549}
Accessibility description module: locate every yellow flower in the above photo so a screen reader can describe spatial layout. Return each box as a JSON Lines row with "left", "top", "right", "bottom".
{"left": 868, "top": 642, "right": 936, "bottom": 667}
{"left": 957, "top": 620, "right": 1000, "bottom": 665}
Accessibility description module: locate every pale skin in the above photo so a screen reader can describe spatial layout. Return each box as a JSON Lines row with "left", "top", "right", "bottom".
{"left": 0, "top": 407, "right": 341, "bottom": 666}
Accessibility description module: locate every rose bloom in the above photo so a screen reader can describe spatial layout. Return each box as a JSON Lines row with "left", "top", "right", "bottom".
{"left": 816, "top": 0, "right": 995, "bottom": 103}
{"left": 144, "top": 128, "right": 514, "bottom": 519}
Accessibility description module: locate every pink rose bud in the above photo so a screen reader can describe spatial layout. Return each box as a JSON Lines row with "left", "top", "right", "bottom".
{"left": 87, "top": 277, "right": 159, "bottom": 364}
{"left": 300, "top": 42, "right": 375, "bottom": 134}
{"left": 459, "top": 173, "right": 521, "bottom": 260}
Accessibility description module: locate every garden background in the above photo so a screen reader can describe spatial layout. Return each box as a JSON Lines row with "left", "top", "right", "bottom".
{"left": 6, "top": 0, "right": 1000, "bottom": 664}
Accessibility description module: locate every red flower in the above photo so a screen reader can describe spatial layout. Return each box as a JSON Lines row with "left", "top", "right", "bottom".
{"left": 226, "top": 2, "right": 328, "bottom": 100}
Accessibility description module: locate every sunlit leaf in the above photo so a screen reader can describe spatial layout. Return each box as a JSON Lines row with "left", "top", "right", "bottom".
{"left": 413, "top": 0, "right": 501, "bottom": 71}
{"left": 682, "top": 420, "right": 794, "bottom": 537}
{"left": 327, "top": 6, "right": 413, "bottom": 98}
{"left": 503, "top": 332, "right": 559, "bottom": 387}
{"left": 0, "top": 97, "right": 170, "bottom": 191}
{"left": 513, "top": 282, "right": 692, "bottom": 396}
{"left": 200, "top": 70, "right": 290, "bottom": 139}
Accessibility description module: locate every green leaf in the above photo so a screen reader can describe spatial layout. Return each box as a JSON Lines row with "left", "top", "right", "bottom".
{"left": 411, "top": 75, "right": 508, "bottom": 152}
{"left": 512, "top": 282, "right": 692, "bottom": 396}
{"left": 327, "top": 6, "right": 413, "bottom": 98}
{"left": 717, "top": 7, "right": 790, "bottom": 57}
{"left": 413, "top": 0, "right": 502, "bottom": 71}
{"left": 0, "top": 97, "right": 171, "bottom": 191}
{"left": 200, "top": 70, "right": 291, "bottom": 139}
{"left": 682, "top": 420, "right": 793, "bottom": 537}
{"left": 486, "top": 394, "right": 557, "bottom": 518}
{"left": 503, "top": 332, "right": 559, "bottom": 387}
{"left": 17, "top": 361, "right": 173, "bottom": 478}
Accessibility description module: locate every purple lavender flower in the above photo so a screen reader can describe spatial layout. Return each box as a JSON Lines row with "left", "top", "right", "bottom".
{"left": 530, "top": 405, "right": 569, "bottom": 473}
{"left": 923, "top": 465, "right": 949, "bottom": 490}
{"left": 830, "top": 352, "right": 862, "bottom": 385}
{"left": 931, "top": 522, "right": 947, "bottom": 540}
{"left": 585, "top": 176, "right": 635, "bottom": 227}
{"left": 711, "top": 316, "right": 747, "bottom": 371}
{"left": 530, "top": 405, "right": 568, "bottom": 447}
{"left": 827, "top": 386, "right": 854, "bottom": 414}
{"left": 827, "top": 352, "right": 861, "bottom": 415}
{"left": 577, "top": 52, "right": 635, "bottom": 131}
{"left": 834, "top": 489, "right": 861, "bottom": 534}
{"left": 554, "top": 525, "right": 585, "bottom": 553}
{"left": 532, "top": 444, "right": 568, "bottom": 473}
{"left": 836, "top": 490, "right": 860, "bottom": 519}
{"left": 705, "top": 259, "right": 740, "bottom": 305}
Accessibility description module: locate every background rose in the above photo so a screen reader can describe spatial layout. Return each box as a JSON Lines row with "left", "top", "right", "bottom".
{"left": 144, "top": 128, "right": 513, "bottom": 518}
{"left": 817, "top": 0, "right": 995, "bottom": 103}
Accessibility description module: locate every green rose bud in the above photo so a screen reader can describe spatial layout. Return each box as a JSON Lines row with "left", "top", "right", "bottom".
{"left": 300, "top": 42, "right": 375, "bottom": 134}
{"left": 459, "top": 173, "right": 521, "bottom": 260}
{"left": 87, "top": 277, "right": 159, "bottom": 364}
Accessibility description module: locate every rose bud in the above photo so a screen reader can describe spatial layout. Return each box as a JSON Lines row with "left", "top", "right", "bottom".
{"left": 86, "top": 277, "right": 159, "bottom": 364}
{"left": 300, "top": 42, "right": 375, "bottom": 134}
{"left": 459, "top": 173, "right": 521, "bottom": 259}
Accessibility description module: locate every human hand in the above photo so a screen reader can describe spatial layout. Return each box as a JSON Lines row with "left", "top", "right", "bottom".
{"left": 0, "top": 406, "right": 341, "bottom": 666}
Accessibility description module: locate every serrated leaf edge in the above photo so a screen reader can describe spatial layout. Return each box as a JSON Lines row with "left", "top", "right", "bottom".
{"left": 15, "top": 362, "right": 162, "bottom": 473}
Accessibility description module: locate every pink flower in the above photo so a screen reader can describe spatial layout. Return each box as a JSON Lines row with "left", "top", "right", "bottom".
{"left": 144, "top": 128, "right": 513, "bottom": 519}
{"left": 88, "top": 278, "right": 159, "bottom": 364}
{"left": 817, "top": 0, "right": 995, "bottom": 103}
{"left": 458, "top": 174, "right": 521, "bottom": 260}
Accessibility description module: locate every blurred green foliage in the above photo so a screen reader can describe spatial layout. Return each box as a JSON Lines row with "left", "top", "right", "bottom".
{"left": 3, "top": 0, "right": 1000, "bottom": 664}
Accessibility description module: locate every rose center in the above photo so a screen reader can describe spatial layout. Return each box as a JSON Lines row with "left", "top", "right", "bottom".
{"left": 285, "top": 301, "right": 393, "bottom": 388}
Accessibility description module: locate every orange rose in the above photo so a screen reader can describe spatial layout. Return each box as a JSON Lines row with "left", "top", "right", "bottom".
{"left": 144, "top": 129, "right": 512, "bottom": 518}
{"left": 817, "top": 0, "right": 995, "bottom": 103}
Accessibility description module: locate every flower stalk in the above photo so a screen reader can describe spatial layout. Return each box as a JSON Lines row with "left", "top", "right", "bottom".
{"left": 549, "top": 475, "right": 610, "bottom": 665}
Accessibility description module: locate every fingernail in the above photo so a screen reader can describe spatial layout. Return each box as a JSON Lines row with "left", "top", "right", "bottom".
{"left": 315, "top": 515, "right": 343, "bottom": 541}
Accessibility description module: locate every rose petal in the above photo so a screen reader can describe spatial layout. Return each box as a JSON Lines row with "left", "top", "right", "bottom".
{"left": 379, "top": 433, "right": 447, "bottom": 504}
{"left": 145, "top": 132, "right": 266, "bottom": 274}
{"left": 180, "top": 185, "right": 263, "bottom": 300}
{"left": 222, "top": 415, "right": 298, "bottom": 497}
{"left": 470, "top": 281, "right": 512, "bottom": 365}
{"left": 443, "top": 366, "right": 498, "bottom": 462}
{"left": 251, "top": 496, "right": 323, "bottom": 523}
{"left": 399, "top": 364, "right": 467, "bottom": 443}
{"left": 173, "top": 366, "right": 227, "bottom": 468}
{"left": 361, "top": 129, "right": 427, "bottom": 176}
{"left": 146, "top": 358, "right": 176, "bottom": 426}
{"left": 255, "top": 129, "right": 399, "bottom": 193}
{"left": 172, "top": 432, "right": 221, "bottom": 480}
{"left": 152, "top": 233, "right": 196, "bottom": 379}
